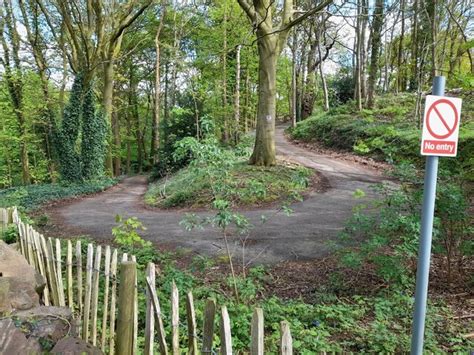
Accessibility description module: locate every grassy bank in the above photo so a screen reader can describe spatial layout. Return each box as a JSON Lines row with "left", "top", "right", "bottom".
{"left": 0, "top": 178, "right": 117, "bottom": 211}
{"left": 145, "top": 136, "right": 313, "bottom": 209}
{"left": 289, "top": 93, "right": 474, "bottom": 179}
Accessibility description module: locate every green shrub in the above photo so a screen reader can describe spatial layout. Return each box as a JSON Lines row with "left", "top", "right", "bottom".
{"left": 146, "top": 136, "right": 312, "bottom": 209}
{"left": 1, "top": 225, "right": 18, "bottom": 244}
{"left": 339, "top": 163, "right": 473, "bottom": 287}
{"left": 112, "top": 215, "right": 150, "bottom": 248}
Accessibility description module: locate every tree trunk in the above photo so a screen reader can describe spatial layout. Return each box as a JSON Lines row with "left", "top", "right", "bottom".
{"left": 354, "top": 1, "right": 363, "bottom": 111}
{"left": 301, "top": 36, "right": 317, "bottom": 120}
{"left": 222, "top": 6, "right": 229, "bottom": 142}
{"left": 360, "top": 0, "right": 368, "bottom": 100}
{"left": 244, "top": 70, "right": 250, "bottom": 133}
{"left": 103, "top": 58, "right": 116, "bottom": 175}
{"left": 234, "top": 45, "right": 241, "bottom": 142}
{"left": 397, "top": 0, "right": 405, "bottom": 92}
{"left": 164, "top": 62, "right": 169, "bottom": 122}
{"left": 409, "top": 0, "right": 419, "bottom": 91}
{"left": 152, "top": 5, "right": 166, "bottom": 164}
{"left": 126, "top": 115, "right": 132, "bottom": 175}
{"left": 317, "top": 29, "right": 329, "bottom": 111}
{"left": 112, "top": 109, "right": 121, "bottom": 176}
{"left": 428, "top": 0, "right": 438, "bottom": 77}
{"left": 249, "top": 37, "right": 277, "bottom": 166}
{"left": 291, "top": 30, "right": 297, "bottom": 127}
{"left": 367, "top": 0, "right": 384, "bottom": 108}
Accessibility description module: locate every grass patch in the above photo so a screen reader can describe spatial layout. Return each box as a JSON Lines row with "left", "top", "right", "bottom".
{"left": 0, "top": 178, "right": 118, "bottom": 211}
{"left": 145, "top": 160, "right": 313, "bottom": 209}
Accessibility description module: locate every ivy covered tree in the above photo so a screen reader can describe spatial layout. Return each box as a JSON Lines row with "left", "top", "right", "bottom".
{"left": 81, "top": 86, "right": 108, "bottom": 180}
{"left": 57, "top": 74, "right": 107, "bottom": 182}
{"left": 57, "top": 74, "right": 83, "bottom": 182}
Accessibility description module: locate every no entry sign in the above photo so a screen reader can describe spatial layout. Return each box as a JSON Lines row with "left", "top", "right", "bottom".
{"left": 421, "top": 95, "right": 462, "bottom": 157}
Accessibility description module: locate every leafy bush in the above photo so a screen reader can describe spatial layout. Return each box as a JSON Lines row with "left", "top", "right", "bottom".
{"left": 112, "top": 215, "right": 150, "bottom": 248}
{"left": 149, "top": 107, "right": 199, "bottom": 180}
{"left": 339, "top": 163, "right": 473, "bottom": 287}
{"left": 328, "top": 69, "right": 354, "bottom": 105}
{"left": 0, "top": 178, "right": 117, "bottom": 211}
{"left": 1, "top": 225, "right": 18, "bottom": 244}
{"left": 145, "top": 136, "right": 312, "bottom": 209}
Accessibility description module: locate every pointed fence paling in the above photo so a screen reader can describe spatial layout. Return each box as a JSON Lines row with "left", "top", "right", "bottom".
{"left": 3, "top": 207, "right": 294, "bottom": 354}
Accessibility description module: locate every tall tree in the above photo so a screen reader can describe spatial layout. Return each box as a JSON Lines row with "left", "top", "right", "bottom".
{"left": 367, "top": 0, "right": 384, "bottom": 108}
{"left": 237, "top": 0, "right": 332, "bottom": 166}
{"left": 37, "top": 0, "right": 152, "bottom": 175}
{"left": 152, "top": 2, "right": 167, "bottom": 164}
{"left": 0, "top": 0, "right": 31, "bottom": 184}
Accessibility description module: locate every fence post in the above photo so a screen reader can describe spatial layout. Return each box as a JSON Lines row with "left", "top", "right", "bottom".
{"left": 144, "top": 263, "right": 155, "bottom": 355}
{"left": 280, "top": 321, "right": 292, "bottom": 355}
{"left": 101, "top": 246, "right": 111, "bottom": 352}
{"left": 91, "top": 245, "right": 102, "bottom": 346}
{"left": 202, "top": 298, "right": 216, "bottom": 354}
{"left": 251, "top": 308, "right": 264, "bottom": 355}
{"left": 171, "top": 281, "right": 179, "bottom": 355}
{"left": 83, "top": 244, "right": 94, "bottom": 341}
{"left": 145, "top": 275, "right": 168, "bottom": 355}
{"left": 66, "top": 240, "right": 73, "bottom": 310}
{"left": 186, "top": 291, "right": 198, "bottom": 355}
{"left": 76, "top": 240, "right": 83, "bottom": 315}
{"left": 109, "top": 249, "right": 118, "bottom": 355}
{"left": 55, "top": 238, "right": 66, "bottom": 307}
{"left": 219, "top": 306, "right": 232, "bottom": 355}
{"left": 116, "top": 261, "right": 136, "bottom": 355}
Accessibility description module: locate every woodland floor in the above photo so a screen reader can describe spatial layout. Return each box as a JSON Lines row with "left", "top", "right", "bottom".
{"left": 38, "top": 126, "right": 391, "bottom": 264}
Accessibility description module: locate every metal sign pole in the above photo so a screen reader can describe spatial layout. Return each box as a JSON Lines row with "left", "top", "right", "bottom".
{"left": 410, "top": 76, "right": 445, "bottom": 355}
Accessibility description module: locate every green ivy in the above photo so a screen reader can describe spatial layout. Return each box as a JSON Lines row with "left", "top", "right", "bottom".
{"left": 81, "top": 86, "right": 107, "bottom": 180}
{"left": 56, "top": 74, "right": 107, "bottom": 182}
{"left": 57, "top": 73, "right": 83, "bottom": 182}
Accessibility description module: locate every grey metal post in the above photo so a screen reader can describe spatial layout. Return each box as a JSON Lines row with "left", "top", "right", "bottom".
{"left": 410, "top": 76, "right": 445, "bottom": 355}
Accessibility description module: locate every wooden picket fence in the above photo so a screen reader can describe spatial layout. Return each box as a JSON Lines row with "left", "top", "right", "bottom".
{"left": 1, "top": 207, "right": 294, "bottom": 354}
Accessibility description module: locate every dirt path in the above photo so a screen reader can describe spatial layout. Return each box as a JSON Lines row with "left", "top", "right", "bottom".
{"left": 46, "top": 127, "right": 388, "bottom": 264}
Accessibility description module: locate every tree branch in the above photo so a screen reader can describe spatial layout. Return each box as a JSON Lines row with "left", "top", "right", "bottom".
{"left": 282, "top": 0, "right": 333, "bottom": 31}
{"left": 111, "top": 0, "right": 153, "bottom": 45}
{"left": 237, "top": 0, "right": 256, "bottom": 21}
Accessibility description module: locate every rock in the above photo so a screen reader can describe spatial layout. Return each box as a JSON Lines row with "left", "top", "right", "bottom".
{"left": 51, "top": 337, "right": 103, "bottom": 354}
{"left": 0, "top": 240, "right": 45, "bottom": 315}
{"left": 13, "top": 306, "right": 76, "bottom": 343}
{"left": 0, "top": 318, "right": 42, "bottom": 353}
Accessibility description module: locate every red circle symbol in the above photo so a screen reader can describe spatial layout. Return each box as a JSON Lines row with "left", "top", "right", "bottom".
{"left": 426, "top": 99, "right": 459, "bottom": 139}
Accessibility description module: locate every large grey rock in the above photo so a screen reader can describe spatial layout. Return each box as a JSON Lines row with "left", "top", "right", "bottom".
{"left": 0, "top": 318, "right": 42, "bottom": 353}
{"left": 52, "top": 337, "right": 103, "bottom": 354}
{"left": 0, "top": 240, "right": 45, "bottom": 315}
{"left": 13, "top": 306, "right": 76, "bottom": 343}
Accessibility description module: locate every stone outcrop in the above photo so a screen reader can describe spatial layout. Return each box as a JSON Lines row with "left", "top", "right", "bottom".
{"left": 0, "top": 318, "right": 42, "bottom": 353}
{"left": 13, "top": 306, "right": 76, "bottom": 343}
{"left": 52, "top": 337, "right": 104, "bottom": 354}
{"left": 0, "top": 240, "right": 45, "bottom": 315}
